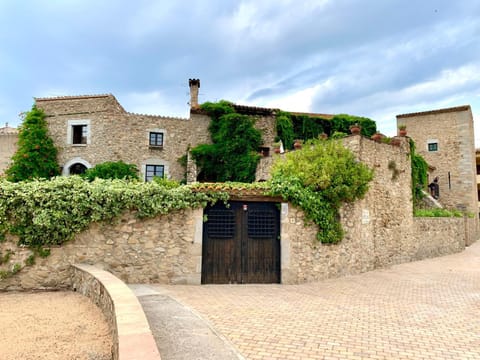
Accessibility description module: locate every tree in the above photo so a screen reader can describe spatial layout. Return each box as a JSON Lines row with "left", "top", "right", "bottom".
{"left": 6, "top": 106, "right": 60, "bottom": 182}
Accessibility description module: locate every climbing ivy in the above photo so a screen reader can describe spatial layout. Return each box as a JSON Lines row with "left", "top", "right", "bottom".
{"left": 409, "top": 139, "right": 428, "bottom": 205}
{"left": 5, "top": 106, "right": 60, "bottom": 182}
{"left": 275, "top": 112, "right": 377, "bottom": 149}
{"left": 190, "top": 101, "right": 262, "bottom": 182}
{"left": 275, "top": 111, "right": 295, "bottom": 149}
{"left": 268, "top": 139, "right": 374, "bottom": 243}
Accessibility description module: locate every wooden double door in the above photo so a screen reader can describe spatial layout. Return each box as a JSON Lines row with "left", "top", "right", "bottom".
{"left": 202, "top": 201, "right": 281, "bottom": 284}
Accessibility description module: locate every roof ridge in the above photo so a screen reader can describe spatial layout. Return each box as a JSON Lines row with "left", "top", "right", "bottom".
{"left": 35, "top": 94, "right": 114, "bottom": 101}
{"left": 397, "top": 105, "right": 471, "bottom": 118}
{"left": 126, "top": 111, "right": 188, "bottom": 120}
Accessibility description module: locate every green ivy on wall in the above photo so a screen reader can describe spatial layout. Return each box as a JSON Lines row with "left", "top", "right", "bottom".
{"left": 409, "top": 139, "right": 428, "bottom": 205}
{"left": 275, "top": 112, "right": 377, "bottom": 150}
{"left": 190, "top": 101, "right": 262, "bottom": 183}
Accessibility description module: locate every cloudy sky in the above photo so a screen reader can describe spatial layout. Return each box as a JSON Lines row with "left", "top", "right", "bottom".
{"left": 1, "top": 1, "right": 479, "bottom": 141}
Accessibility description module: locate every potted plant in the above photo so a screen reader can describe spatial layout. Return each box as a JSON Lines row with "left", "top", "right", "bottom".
{"left": 272, "top": 142, "right": 281, "bottom": 154}
{"left": 349, "top": 123, "right": 361, "bottom": 135}
{"left": 293, "top": 139, "right": 303, "bottom": 150}
{"left": 371, "top": 132, "right": 383, "bottom": 142}
{"left": 398, "top": 124, "right": 407, "bottom": 137}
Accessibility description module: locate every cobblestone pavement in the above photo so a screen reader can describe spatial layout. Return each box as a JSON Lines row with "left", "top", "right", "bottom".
{"left": 151, "top": 242, "right": 480, "bottom": 360}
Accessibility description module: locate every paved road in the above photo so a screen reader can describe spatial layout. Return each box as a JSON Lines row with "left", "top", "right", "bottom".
{"left": 135, "top": 242, "right": 480, "bottom": 360}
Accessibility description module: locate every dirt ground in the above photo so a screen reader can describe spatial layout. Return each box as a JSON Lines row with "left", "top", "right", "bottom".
{"left": 0, "top": 291, "right": 113, "bottom": 360}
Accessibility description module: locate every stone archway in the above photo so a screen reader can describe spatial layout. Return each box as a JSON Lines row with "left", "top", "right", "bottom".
{"left": 62, "top": 158, "right": 92, "bottom": 176}
{"left": 69, "top": 163, "right": 87, "bottom": 175}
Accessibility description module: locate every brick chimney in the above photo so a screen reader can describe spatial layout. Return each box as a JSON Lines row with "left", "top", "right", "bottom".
{"left": 189, "top": 78, "right": 200, "bottom": 109}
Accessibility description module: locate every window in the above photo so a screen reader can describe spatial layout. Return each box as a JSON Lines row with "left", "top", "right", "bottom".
{"left": 149, "top": 132, "right": 164, "bottom": 147}
{"left": 145, "top": 164, "right": 164, "bottom": 182}
{"left": 428, "top": 142, "right": 438, "bottom": 152}
{"left": 72, "top": 125, "right": 87, "bottom": 144}
{"left": 69, "top": 163, "right": 87, "bottom": 175}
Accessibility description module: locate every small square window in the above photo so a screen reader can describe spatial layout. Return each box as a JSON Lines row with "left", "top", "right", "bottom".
{"left": 149, "top": 132, "right": 164, "bottom": 147}
{"left": 145, "top": 164, "right": 164, "bottom": 182}
{"left": 428, "top": 142, "right": 438, "bottom": 152}
{"left": 72, "top": 125, "right": 87, "bottom": 144}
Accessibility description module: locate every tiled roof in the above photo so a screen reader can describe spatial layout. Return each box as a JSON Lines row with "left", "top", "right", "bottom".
{"left": 34, "top": 94, "right": 113, "bottom": 101}
{"left": 397, "top": 105, "right": 471, "bottom": 118}
{"left": 34, "top": 94, "right": 126, "bottom": 113}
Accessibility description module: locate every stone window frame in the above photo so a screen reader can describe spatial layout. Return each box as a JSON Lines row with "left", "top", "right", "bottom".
{"left": 141, "top": 158, "right": 169, "bottom": 182}
{"left": 427, "top": 139, "right": 438, "bottom": 152}
{"left": 67, "top": 119, "right": 91, "bottom": 146}
{"left": 147, "top": 128, "right": 166, "bottom": 149}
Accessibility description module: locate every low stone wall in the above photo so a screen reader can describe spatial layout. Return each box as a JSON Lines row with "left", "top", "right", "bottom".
{"left": 0, "top": 208, "right": 204, "bottom": 290}
{"left": 72, "top": 264, "right": 161, "bottom": 360}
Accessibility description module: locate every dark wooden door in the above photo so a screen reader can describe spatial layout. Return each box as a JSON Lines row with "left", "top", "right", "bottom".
{"left": 202, "top": 201, "right": 280, "bottom": 284}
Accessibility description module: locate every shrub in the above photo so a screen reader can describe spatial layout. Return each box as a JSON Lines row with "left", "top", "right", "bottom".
{"left": 82, "top": 161, "right": 139, "bottom": 181}
{"left": 268, "top": 139, "right": 373, "bottom": 243}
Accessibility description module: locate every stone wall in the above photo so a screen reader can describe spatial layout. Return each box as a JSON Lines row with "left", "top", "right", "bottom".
{"left": 0, "top": 208, "right": 204, "bottom": 290}
{"left": 0, "top": 130, "right": 17, "bottom": 175}
{"left": 0, "top": 135, "right": 473, "bottom": 290}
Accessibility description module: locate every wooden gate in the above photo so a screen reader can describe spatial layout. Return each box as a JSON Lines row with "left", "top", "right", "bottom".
{"left": 201, "top": 201, "right": 281, "bottom": 284}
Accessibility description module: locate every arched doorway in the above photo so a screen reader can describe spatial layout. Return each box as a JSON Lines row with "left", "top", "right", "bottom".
{"left": 69, "top": 163, "right": 87, "bottom": 175}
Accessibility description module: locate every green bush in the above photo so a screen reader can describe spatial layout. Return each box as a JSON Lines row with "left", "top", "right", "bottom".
{"left": 268, "top": 139, "right": 373, "bottom": 243}
{"left": 6, "top": 106, "right": 60, "bottom": 182}
{"left": 82, "top": 161, "right": 139, "bottom": 181}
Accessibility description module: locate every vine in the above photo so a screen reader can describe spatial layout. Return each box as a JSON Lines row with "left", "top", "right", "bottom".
{"left": 190, "top": 101, "right": 262, "bottom": 182}
{"left": 409, "top": 139, "right": 428, "bottom": 205}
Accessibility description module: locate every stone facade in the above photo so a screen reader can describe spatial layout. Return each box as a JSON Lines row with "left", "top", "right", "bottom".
{"left": 0, "top": 124, "right": 18, "bottom": 175}
{"left": 397, "top": 106, "right": 478, "bottom": 213}
{"left": 0, "top": 135, "right": 473, "bottom": 290}
{"left": 35, "top": 94, "right": 212, "bottom": 181}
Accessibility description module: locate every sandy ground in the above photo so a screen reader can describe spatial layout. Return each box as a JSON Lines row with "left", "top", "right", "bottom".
{"left": 0, "top": 291, "right": 113, "bottom": 360}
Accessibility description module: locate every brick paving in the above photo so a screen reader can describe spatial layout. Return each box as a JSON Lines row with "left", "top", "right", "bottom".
{"left": 153, "top": 242, "right": 480, "bottom": 359}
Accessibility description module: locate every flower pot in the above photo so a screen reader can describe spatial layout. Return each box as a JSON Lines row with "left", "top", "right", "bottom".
{"left": 399, "top": 129, "right": 407, "bottom": 137}
{"left": 294, "top": 139, "right": 303, "bottom": 150}
{"left": 350, "top": 125, "right": 361, "bottom": 135}
{"left": 371, "top": 133, "right": 382, "bottom": 142}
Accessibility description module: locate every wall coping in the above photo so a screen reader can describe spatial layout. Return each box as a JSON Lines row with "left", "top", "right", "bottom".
{"left": 72, "top": 264, "right": 161, "bottom": 360}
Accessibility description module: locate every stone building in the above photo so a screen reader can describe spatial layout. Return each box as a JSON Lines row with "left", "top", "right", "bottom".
{"left": 34, "top": 79, "right": 293, "bottom": 182}
{"left": 35, "top": 81, "right": 210, "bottom": 181}
{"left": 0, "top": 123, "right": 18, "bottom": 175}
{"left": 397, "top": 106, "right": 479, "bottom": 226}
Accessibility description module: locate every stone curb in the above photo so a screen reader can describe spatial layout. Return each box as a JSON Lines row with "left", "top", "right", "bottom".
{"left": 72, "top": 264, "right": 161, "bottom": 360}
